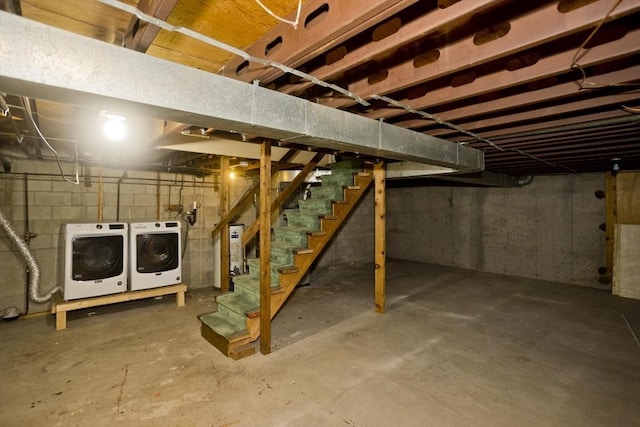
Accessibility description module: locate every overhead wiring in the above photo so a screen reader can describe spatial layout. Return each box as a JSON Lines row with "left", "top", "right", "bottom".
{"left": 255, "top": 0, "right": 302, "bottom": 29}
{"left": 21, "top": 97, "right": 80, "bottom": 185}
{"left": 570, "top": 0, "right": 639, "bottom": 90}
{"left": 370, "top": 95, "right": 576, "bottom": 173}
{"left": 98, "top": 0, "right": 370, "bottom": 107}
{"left": 98, "top": 0, "right": 574, "bottom": 173}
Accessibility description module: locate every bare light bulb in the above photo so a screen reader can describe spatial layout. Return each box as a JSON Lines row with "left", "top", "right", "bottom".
{"left": 102, "top": 113, "right": 127, "bottom": 142}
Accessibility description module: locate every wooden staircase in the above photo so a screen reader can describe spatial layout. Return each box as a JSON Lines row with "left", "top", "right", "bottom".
{"left": 199, "top": 160, "right": 374, "bottom": 359}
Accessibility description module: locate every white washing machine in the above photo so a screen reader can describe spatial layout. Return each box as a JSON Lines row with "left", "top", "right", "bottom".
{"left": 129, "top": 221, "right": 182, "bottom": 291}
{"left": 63, "top": 223, "right": 128, "bottom": 300}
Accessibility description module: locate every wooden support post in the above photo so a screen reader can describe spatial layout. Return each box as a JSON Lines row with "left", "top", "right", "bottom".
{"left": 259, "top": 141, "right": 272, "bottom": 355}
{"left": 605, "top": 172, "right": 617, "bottom": 276}
{"left": 374, "top": 161, "right": 386, "bottom": 313}
{"left": 220, "top": 157, "right": 231, "bottom": 293}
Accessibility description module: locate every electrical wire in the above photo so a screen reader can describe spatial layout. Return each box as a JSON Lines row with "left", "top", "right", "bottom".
{"left": 21, "top": 97, "right": 80, "bottom": 184}
{"left": 255, "top": 0, "right": 302, "bottom": 29}
{"left": 371, "top": 94, "right": 505, "bottom": 152}
{"left": 570, "top": 0, "right": 638, "bottom": 90}
{"left": 98, "top": 0, "right": 370, "bottom": 107}
{"left": 100, "top": 0, "right": 574, "bottom": 173}
{"left": 371, "top": 94, "right": 576, "bottom": 173}
{"left": 0, "top": 93, "right": 24, "bottom": 144}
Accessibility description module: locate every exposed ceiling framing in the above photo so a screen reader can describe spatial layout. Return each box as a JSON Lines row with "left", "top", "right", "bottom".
{"left": 0, "top": 0, "right": 639, "bottom": 177}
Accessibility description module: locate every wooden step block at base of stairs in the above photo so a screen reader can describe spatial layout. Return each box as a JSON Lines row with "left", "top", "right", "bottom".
{"left": 200, "top": 321, "right": 256, "bottom": 360}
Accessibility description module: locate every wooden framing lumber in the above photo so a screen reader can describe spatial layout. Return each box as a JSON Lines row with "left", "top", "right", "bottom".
{"left": 259, "top": 141, "right": 272, "bottom": 355}
{"left": 51, "top": 284, "right": 186, "bottom": 331}
{"left": 374, "top": 161, "right": 386, "bottom": 313}
{"left": 220, "top": 156, "right": 231, "bottom": 292}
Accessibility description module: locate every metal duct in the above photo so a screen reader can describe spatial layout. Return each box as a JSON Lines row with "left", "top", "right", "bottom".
{"left": 0, "top": 209, "right": 61, "bottom": 303}
{"left": 0, "top": 12, "right": 483, "bottom": 172}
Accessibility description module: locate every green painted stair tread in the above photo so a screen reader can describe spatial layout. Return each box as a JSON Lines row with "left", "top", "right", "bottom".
{"left": 215, "top": 301, "right": 248, "bottom": 326}
{"left": 199, "top": 311, "right": 248, "bottom": 340}
{"left": 232, "top": 273, "right": 284, "bottom": 295}
{"left": 216, "top": 292, "right": 259, "bottom": 317}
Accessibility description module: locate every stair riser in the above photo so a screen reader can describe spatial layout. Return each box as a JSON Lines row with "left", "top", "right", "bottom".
{"left": 271, "top": 248, "right": 294, "bottom": 265}
{"left": 319, "top": 175, "right": 354, "bottom": 187}
{"left": 286, "top": 213, "right": 320, "bottom": 230}
{"left": 310, "top": 185, "right": 344, "bottom": 200}
{"left": 298, "top": 199, "right": 333, "bottom": 215}
{"left": 273, "top": 229, "right": 308, "bottom": 247}
{"left": 247, "top": 259, "right": 281, "bottom": 286}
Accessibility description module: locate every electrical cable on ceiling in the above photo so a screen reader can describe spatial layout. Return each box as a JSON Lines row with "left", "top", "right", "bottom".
{"left": 1, "top": 93, "right": 25, "bottom": 144}
{"left": 370, "top": 95, "right": 577, "bottom": 173}
{"left": 98, "top": 0, "right": 370, "bottom": 107}
{"left": 570, "top": 0, "right": 639, "bottom": 90}
{"left": 255, "top": 0, "right": 302, "bottom": 29}
{"left": 371, "top": 94, "right": 506, "bottom": 152}
{"left": 5, "top": 102, "right": 84, "bottom": 125}
{"left": 21, "top": 97, "right": 80, "bottom": 185}
{"left": 99, "top": 0, "right": 573, "bottom": 173}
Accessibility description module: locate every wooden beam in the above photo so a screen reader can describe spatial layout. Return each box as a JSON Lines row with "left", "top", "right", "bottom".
{"left": 259, "top": 141, "right": 272, "bottom": 355}
{"left": 374, "top": 161, "right": 386, "bottom": 313}
{"left": 220, "top": 157, "right": 230, "bottom": 293}
{"left": 242, "top": 152, "right": 325, "bottom": 246}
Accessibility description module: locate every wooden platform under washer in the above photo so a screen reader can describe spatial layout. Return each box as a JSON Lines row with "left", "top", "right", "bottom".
{"left": 51, "top": 284, "right": 187, "bottom": 330}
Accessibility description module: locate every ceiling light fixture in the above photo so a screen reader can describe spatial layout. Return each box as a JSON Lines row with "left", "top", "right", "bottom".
{"left": 102, "top": 113, "right": 127, "bottom": 142}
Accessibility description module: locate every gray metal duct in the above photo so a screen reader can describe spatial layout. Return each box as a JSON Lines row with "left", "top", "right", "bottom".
{"left": 0, "top": 12, "right": 483, "bottom": 172}
{"left": 0, "top": 209, "right": 61, "bottom": 303}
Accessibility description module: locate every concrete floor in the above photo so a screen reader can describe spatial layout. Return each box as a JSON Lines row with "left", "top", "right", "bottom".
{"left": 1, "top": 260, "right": 639, "bottom": 426}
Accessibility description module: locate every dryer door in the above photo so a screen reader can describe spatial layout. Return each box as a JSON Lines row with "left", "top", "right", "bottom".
{"left": 72, "top": 235, "right": 125, "bottom": 281}
{"left": 136, "top": 233, "right": 179, "bottom": 274}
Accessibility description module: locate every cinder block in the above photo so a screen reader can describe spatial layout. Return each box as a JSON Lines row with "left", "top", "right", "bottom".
{"left": 34, "top": 192, "right": 72, "bottom": 206}
{"left": 133, "top": 194, "right": 158, "bottom": 207}
{"left": 52, "top": 206, "right": 83, "bottom": 221}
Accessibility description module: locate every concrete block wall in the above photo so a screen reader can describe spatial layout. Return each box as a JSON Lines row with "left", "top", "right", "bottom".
{"left": 315, "top": 188, "right": 374, "bottom": 270}
{"left": 387, "top": 173, "right": 607, "bottom": 288}
{"left": 0, "top": 159, "right": 252, "bottom": 313}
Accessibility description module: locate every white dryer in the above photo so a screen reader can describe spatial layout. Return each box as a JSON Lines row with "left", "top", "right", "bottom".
{"left": 129, "top": 221, "right": 182, "bottom": 291}
{"left": 63, "top": 223, "right": 128, "bottom": 300}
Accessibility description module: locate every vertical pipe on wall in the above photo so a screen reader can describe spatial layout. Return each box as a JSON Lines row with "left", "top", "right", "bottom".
{"left": 97, "top": 166, "right": 104, "bottom": 222}
{"left": 23, "top": 173, "right": 30, "bottom": 315}
{"left": 156, "top": 171, "right": 161, "bottom": 220}
{"left": 116, "top": 171, "right": 126, "bottom": 222}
